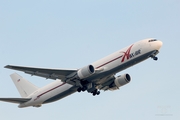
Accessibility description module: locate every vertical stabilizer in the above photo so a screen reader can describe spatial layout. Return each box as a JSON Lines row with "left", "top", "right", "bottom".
{"left": 10, "top": 73, "right": 39, "bottom": 97}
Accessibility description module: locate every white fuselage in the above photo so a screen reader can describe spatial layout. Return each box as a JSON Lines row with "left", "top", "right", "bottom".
{"left": 19, "top": 38, "right": 162, "bottom": 108}
{"left": 19, "top": 80, "right": 74, "bottom": 108}
{"left": 92, "top": 39, "right": 161, "bottom": 71}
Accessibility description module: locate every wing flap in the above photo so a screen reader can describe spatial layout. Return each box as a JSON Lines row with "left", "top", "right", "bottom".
{"left": 5, "top": 65, "right": 77, "bottom": 81}
{"left": 0, "top": 98, "right": 31, "bottom": 104}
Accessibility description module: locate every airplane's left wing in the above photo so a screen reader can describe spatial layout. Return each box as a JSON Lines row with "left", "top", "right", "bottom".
{"left": 5, "top": 65, "right": 77, "bottom": 82}
{"left": 0, "top": 98, "right": 31, "bottom": 104}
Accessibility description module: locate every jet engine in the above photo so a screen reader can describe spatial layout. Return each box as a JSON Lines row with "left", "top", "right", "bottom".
{"left": 77, "top": 65, "right": 95, "bottom": 79}
{"left": 109, "top": 74, "right": 131, "bottom": 90}
{"left": 114, "top": 74, "right": 131, "bottom": 87}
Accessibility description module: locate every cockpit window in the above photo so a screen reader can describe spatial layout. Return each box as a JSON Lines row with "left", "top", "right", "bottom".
{"left": 148, "top": 39, "right": 157, "bottom": 42}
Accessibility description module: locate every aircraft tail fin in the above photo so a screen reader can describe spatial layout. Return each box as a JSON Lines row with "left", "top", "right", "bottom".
{"left": 10, "top": 73, "right": 39, "bottom": 97}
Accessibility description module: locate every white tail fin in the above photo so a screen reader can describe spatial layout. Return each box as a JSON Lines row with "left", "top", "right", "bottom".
{"left": 10, "top": 73, "right": 39, "bottom": 97}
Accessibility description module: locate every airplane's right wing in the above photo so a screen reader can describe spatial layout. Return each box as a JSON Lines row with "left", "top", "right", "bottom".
{"left": 0, "top": 98, "right": 31, "bottom": 104}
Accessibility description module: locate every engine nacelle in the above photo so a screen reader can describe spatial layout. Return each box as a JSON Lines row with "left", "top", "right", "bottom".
{"left": 109, "top": 74, "right": 131, "bottom": 90}
{"left": 114, "top": 74, "right": 131, "bottom": 87}
{"left": 77, "top": 65, "right": 95, "bottom": 79}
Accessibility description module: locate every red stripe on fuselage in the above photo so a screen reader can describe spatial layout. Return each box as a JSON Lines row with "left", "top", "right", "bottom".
{"left": 34, "top": 83, "right": 66, "bottom": 101}
{"left": 95, "top": 45, "right": 134, "bottom": 69}
{"left": 96, "top": 55, "right": 123, "bottom": 69}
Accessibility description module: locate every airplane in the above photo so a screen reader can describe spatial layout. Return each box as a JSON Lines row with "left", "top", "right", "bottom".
{"left": 0, "top": 38, "right": 163, "bottom": 108}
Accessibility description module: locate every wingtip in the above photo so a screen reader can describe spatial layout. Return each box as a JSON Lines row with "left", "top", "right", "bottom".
{"left": 4, "top": 65, "right": 11, "bottom": 68}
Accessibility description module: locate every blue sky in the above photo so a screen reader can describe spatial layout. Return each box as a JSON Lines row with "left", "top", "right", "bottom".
{"left": 0, "top": 0, "right": 179, "bottom": 120}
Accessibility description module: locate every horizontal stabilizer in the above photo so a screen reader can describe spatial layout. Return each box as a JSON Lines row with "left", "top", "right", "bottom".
{"left": 0, "top": 98, "right": 31, "bottom": 104}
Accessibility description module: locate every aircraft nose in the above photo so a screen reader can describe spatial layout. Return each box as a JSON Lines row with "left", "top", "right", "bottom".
{"left": 156, "top": 41, "right": 163, "bottom": 50}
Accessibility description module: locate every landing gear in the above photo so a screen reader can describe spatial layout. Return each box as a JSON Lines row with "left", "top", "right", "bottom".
{"left": 77, "top": 83, "right": 101, "bottom": 96}
{"left": 150, "top": 55, "right": 158, "bottom": 61}
{"left": 77, "top": 86, "right": 87, "bottom": 92}
{"left": 153, "top": 56, "right": 158, "bottom": 61}
{"left": 77, "top": 87, "right": 100, "bottom": 96}
{"left": 77, "top": 87, "right": 82, "bottom": 92}
{"left": 81, "top": 86, "right": 87, "bottom": 92}
{"left": 92, "top": 89, "right": 100, "bottom": 96}
{"left": 96, "top": 91, "right": 100, "bottom": 95}
{"left": 150, "top": 51, "right": 159, "bottom": 61}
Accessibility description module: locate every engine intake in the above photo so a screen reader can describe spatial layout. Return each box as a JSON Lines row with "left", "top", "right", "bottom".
{"left": 109, "top": 74, "right": 131, "bottom": 90}
{"left": 114, "top": 74, "right": 131, "bottom": 87}
{"left": 77, "top": 65, "right": 95, "bottom": 79}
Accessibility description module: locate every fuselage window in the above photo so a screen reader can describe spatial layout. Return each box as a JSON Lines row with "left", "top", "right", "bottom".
{"left": 148, "top": 39, "right": 157, "bottom": 42}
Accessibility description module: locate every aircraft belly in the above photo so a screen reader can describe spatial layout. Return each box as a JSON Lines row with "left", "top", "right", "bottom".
{"left": 43, "top": 86, "right": 77, "bottom": 104}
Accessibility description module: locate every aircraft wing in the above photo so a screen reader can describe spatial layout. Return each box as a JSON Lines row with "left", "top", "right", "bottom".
{"left": 0, "top": 98, "right": 31, "bottom": 104}
{"left": 5, "top": 65, "right": 77, "bottom": 81}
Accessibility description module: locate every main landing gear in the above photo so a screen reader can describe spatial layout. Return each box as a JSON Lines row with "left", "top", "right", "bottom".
{"left": 77, "top": 86, "right": 87, "bottom": 92}
{"left": 77, "top": 87, "right": 100, "bottom": 96}
{"left": 91, "top": 89, "right": 100, "bottom": 96}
